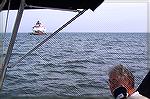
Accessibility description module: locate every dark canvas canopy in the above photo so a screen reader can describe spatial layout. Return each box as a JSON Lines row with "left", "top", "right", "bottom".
{"left": 1, "top": 0, "right": 104, "bottom": 11}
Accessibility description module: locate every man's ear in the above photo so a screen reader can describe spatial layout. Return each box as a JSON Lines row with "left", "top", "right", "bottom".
{"left": 128, "top": 82, "right": 134, "bottom": 88}
{"left": 108, "top": 79, "right": 111, "bottom": 83}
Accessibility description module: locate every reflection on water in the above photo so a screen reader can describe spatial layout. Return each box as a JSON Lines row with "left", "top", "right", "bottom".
{"left": 1, "top": 32, "right": 149, "bottom": 97}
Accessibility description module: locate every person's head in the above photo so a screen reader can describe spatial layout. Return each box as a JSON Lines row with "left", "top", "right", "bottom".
{"left": 108, "top": 64, "right": 135, "bottom": 97}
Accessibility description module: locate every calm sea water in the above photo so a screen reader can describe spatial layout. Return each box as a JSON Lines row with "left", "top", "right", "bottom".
{"left": 0, "top": 32, "right": 149, "bottom": 97}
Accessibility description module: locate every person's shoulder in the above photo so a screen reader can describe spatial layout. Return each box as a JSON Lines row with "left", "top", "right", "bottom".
{"left": 127, "top": 91, "right": 148, "bottom": 99}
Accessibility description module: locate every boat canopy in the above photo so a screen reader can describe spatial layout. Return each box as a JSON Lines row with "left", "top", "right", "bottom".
{"left": 1, "top": 0, "right": 104, "bottom": 11}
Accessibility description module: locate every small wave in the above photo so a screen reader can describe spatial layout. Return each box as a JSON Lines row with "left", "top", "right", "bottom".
{"left": 12, "top": 53, "right": 25, "bottom": 56}
{"left": 37, "top": 63, "right": 61, "bottom": 68}
{"left": 77, "top": 83, "right": 102, "bottom": 88}
{"left": 24, "top": 72, "right": 39, "bottom": 77}
{"left": 64, "top": 60, "right": 105, "bottom": 64}
{"left": 48, "top": 70, "right": 64, "bottom": 74}
{"left": 12, "top": 52, "right": 39, "bottom": 56}
{"left": 63, "top": 50, "right": 74, "bottom": 53}
{"left": 64, "top": 60, "right": 89, "bottom": 64}
{"left": 63, "top": 65, "right": 87, "bottom": 69}
{"left": 38, "top": 77, "right": 60, "bottom": 82}
{"left": 48, "top": 83, "right": 68, "bottom": 89}
{"left": 117, "top": 57, "right": 147, "bottom": 62}
{"left": 51, "top": 55, "right": 64, "bottom": 59}
{"left": 89, "top": 60, "right": 105, "bottom": 64}
{"left": 5, "top": 75, "right": 18, "bottom": 80}
{"left": 76, "top": 80, "right": 107, "bottom": 89}
{"left": 84, "top": 50, "right": 95, "bottom": 53}
{"left": 27, "top": 53, "right": 39, "bottom": 56}
{"left": 64, "top": 70, "right": 87, "bottom": 76}
{"left": 76, "top": 79, "right": 93, "bottom": 83}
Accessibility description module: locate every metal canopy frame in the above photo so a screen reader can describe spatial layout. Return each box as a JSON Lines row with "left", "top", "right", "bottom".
{"left": 0, "top": 0, "right": 7, "bottom": 12}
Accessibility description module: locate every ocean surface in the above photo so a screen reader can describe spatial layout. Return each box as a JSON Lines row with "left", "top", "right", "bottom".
{"left": 0, "top": 32, "right": 149, "bottom": 98}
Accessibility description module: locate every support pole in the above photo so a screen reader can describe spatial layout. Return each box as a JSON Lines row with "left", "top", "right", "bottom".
{"left": 0, "top": 0, "right": 7, "bottom": 12}
{"left": 0, "top": 0, "right": 25, "bottom": 89}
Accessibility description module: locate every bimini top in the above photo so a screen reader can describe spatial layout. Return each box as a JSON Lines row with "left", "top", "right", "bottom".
{"left": 1, "top": 0, "right": 104, "bottom": 11}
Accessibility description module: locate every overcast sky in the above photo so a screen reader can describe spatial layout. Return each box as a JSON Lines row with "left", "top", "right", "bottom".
{"left": 0, "top": 1, "right": 149, "bottom": 33}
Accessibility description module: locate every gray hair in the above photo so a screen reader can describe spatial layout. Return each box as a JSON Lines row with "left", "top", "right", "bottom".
{"left": 108, "top": 64, "right": 134, "bottom": 88}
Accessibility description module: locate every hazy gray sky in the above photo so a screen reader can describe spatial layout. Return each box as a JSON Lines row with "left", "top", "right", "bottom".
{"left": 1, "top": 2, "right": 149, "bottom": 33}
